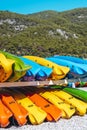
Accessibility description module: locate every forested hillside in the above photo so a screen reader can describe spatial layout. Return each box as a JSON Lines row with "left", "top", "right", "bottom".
{"left": 0, "top": 8, "right": 87, "bottom": 57}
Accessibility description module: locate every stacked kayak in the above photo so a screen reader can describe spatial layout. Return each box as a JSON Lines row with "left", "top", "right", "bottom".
{"left": 24, "top": 56, "right": 70, "bottom": 80}
{"left": 20, "top": 57, "right": 52, "bottom": 81}
{"left": 0, "top": 51, "right": 31, "bottom": 82}
{"left": 0, "top": 51, "right": 87, "bottom": 128}
{"left": 54, "top": 55, "right": 87, "bottom": 64}
{"left": 46, "top": 57, "right": 87, "bottom": 78}
{"left": 0, "top": 86, "right": 87, "bottom": 127}
{"left": 0, "top": 51, "right": 87, "bottom": 85}
{"left": 51, "top": 89, "right": 87, "bottom": 116}
{"left": 8, "top": 89, "right": 47, "bottom": 125}
{"left": 23, "top": 88, "right": 62, "bottom": 121}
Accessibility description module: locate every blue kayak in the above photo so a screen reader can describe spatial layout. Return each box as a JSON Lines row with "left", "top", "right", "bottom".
{"left": 46, "top": 57, "right": 87, "bottom": 78}
{"left": 35, "top": 65, "right": 53, "bottom": 80}
{"left": 54, "top": 55, "right": 87, "bottom": 64}
{"left": 20, "top": 57, "right": 53, "bottom": 80}
{"left": 20, "top": 57, "right": 40, "bottom": 76}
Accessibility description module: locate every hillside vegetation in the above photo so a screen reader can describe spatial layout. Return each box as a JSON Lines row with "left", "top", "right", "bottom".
{"left": 0, "top": 8, "right": 87, "bottom": 57}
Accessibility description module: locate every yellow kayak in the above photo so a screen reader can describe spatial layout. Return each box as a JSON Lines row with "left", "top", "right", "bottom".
{"left": 24, "top": 56, "right": 70, "bottom": 80}
{"left": 52, "top": 90, "right": 87, "bottom": 115}
{"left": 10, "top": 89, "right": 47, "bottom": 125}
{"left": 0, "top": 53, "right": 14, "bottom": 82}
{"left": 0, "top": 51, "right": 31, "bottom": 82}
{"left": 39, "top": 90, "right": 75, "bottom": 118}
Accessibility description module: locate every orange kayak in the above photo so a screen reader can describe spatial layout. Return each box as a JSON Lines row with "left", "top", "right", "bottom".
{"left": 1, "top": 93, "right": 28, "bottom": 126}
{"left": 0, "top": 99, "right": 12, "bottom": 128}
{"left": 29, "top": 93, "right": 62, "bottom": 121}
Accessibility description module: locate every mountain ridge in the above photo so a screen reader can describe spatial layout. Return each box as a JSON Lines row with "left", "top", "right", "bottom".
{"left": 0, "top": 8, "right": 87, "bottom": 57}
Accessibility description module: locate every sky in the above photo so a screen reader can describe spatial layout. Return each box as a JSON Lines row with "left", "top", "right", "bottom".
{"left": 0, "top": 0, "right": 87, "bottom": 14}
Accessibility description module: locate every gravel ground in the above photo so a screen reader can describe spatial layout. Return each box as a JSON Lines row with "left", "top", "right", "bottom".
{"left": 0, "top": 87, "right": 87, "bottom": 130}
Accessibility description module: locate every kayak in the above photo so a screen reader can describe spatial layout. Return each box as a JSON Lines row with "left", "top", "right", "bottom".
{"left": 9, "top": 89, "right": 47, "bottom": 125}
{"left": 20, "top": 57, "right": 40, "bottom": 77}
{"left": 49, "top": 85, "right": 87, "bottom": 102}
{"left": 63, "top": 87, "right": 87, "bottom": 102}
{"left": 46, "top": 57, "right": 87, "bottom": 78}
{"left": 20, "top": 57, "right": 52, "bottom": 81}
{"left": 0, "top": 91, "right": 28, "bottom": 126}
{"left": 24, "top": 56, "right": 70, "bottom": 80}
{"left": 0, "top": 53, "right": 14, "bottom": 82}
{"left": 20, "top": 88, "right": 62, "bottom": 122}
{"left": 52, "top": 90, "right": 87, "bottom": 115}
{"left": 54, "top": 55, "right": 87, "bottom": 64}
{"left": 39, "top": 90, "right": 75, "bottom": 118}
{"left": 0, "top": 51, "right": 31, "bottom": 82}
{"left": 0, "top": 99, "right": 12, "bottom": 127}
